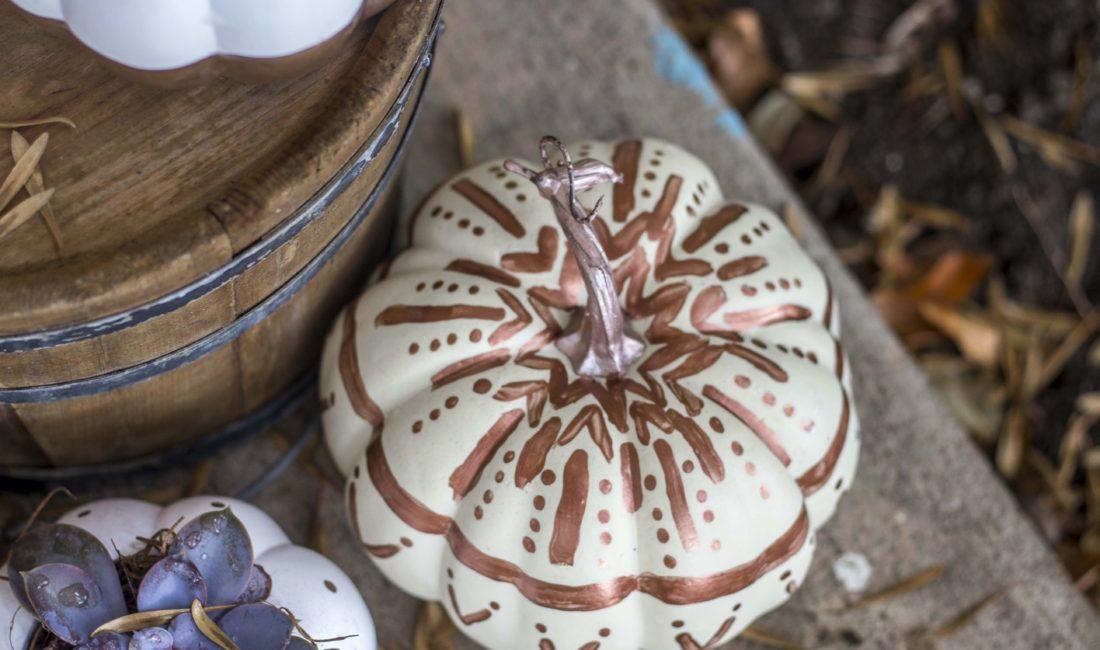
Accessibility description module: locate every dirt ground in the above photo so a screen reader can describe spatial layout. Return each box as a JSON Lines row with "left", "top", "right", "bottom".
{"left": 664, "top": 0, "right": 1100, "bottom": 604}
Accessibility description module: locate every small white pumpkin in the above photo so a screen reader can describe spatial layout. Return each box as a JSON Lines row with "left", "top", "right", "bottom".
{"left": 0, "top": 496, "right": 376, "bottom": 650}
{"left": 322, "top": 137, "right": 859, "bottom": 648}
{"left": 9, "top": 0, "right": 394, "bottom": 84}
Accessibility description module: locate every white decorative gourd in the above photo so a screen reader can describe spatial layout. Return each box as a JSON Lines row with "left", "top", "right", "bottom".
{"left": 0, "top": 496, "right": 376, "bottom": 650}
{"left": 322, "top": 138, "right": 859, "bottom": 649}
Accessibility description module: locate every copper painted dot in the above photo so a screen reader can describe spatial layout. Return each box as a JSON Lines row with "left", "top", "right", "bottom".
{"left": 483, "top": 490, "right": 493, "bottom": 504}
{"left": 412, "top": 421, "right": 423, "bottom": 433}
{"left": 686, "top": 205, "right": 696, "bottom": 216}
{"left": 735, "top": 375, "right": 751, "bottom": 388}
{"left": 516, "top": 194, "right": 527, "bottom": 202}
{"left": 652, "top": 508, "right": 663, "bottom": 520}
{"left": 474, "top": 506, "right": 483, "bottom": 519}
{"left": 644, "top": 475, "right": 657, "bottom": 490}
{"left": 731, "top": 441, "right": 744, "bottom": 455}
{"left": 696, "top": 490, "right": 708, "bottom": 503}
{"left": 741, "top": 285, "right": 757, "bottom": 297}
{"left": 642, "top": 188, "right": 652, "bottom": 198}
{"left": 473, "top": 226, "right": 485, "bottom": 236}
{"left": 474, "top": 378, "right": 492, "bottom": 394}
{"left": 505, "top": 180, "right": 518, "bottom": 189}
{"left": 835, "top": 478, "right": 844, "bottom": 490}
{"left": 656, "top": 528, "right": 670, "bottom": 543}
{"left": 780, "top": 278, "right": 791, "bottom": 289}
{"left": 733, "top": 603, "right": 742, "bottom": 611}
{"left": 777, "top": 344, "right": 789, "bottom": 353}
{"left": 495, "top": 471, "right": 504, "bottom": 483}
{"left": 541, "top": 470, "right": 556, "bottom": 485}
{"left": 416, "top": 281, "right": 426, "bottom": 291}
{"left": 783, "top": 405, "right": 794, "bottom": 416}
{"left": 760, "top": 485, "right": 771, "bottom": 499}
{"left": 716, "top": 243, "right": 730, "bottom": 254}
{"left": 458, "top": 219, "right": 470, "bottom": 228}
{"left": 536, "top": 624, "right": 547, "bottom": 633}
{"left": 746, "top": 461, "right": 756, "bottom": 475}
{"left": 400, "top": 537, "right": 413, "bottom": 547}
{"left": 494, "top": 172, "right": 506, "bottom": 179}
{"left": 470, "top": 329, "right": 483, "bottom": 342}
{"left": 793, "top": 348, "right": 805, "bottom": 358}
{"left": 430, "top": 339, "right": 441, "bottom": 351}
{"left": 794, "top": 278, "right": 802, "bottom": 287}
{"left": 599, "top": 532, "right": 612, "bottom": 545}
{"left": 469, "top": 285, "right": 480, "bottom": 294}
{"left": 807, "top": 351, "right": 818, "bottom": 363}
{"left": 682, "top": 460, "right": 694, "bottom": 473}
{"left": 445, "top": 397, "right": 459, "bottom": 409}
{"left": 431, "top": 206, "right": 442, "bottom": 216}
{"left": 703, "top": 510, "right": 714, "bottom": 523}
{"left": 599, "top": 628, "right": 610, "bottom": 638}
{"left": 751, "top": 338, "right": 767, "bottom": 349}
{"left": 598, "top": 509, "right": 610, "bottom": 524}
{"left": 803, "top": 420, "right": 816, "bottom": 432}
{"left": 649, "top": 159, "right": 661, "bottom": 166}
{"left": 765, "top": 281, "right": 776, "bottom": 291}
{"left": 599, "top": 479, "right": 612, "bottom": 494}
{"left": 523, "top": 537, "right": 536, "bottom": 553}
{"left": 711, "top": 540, "right": 721, "bottom": 550}
{"left": 490, "top": 601, "right": 500, "bottom": 610}
{"left": 741, "top": 234, "right": 751, "bottom": 245}
{"left": 409, "top": 343, "right": 419, "bottom": 354}
{"left": 503, "top": 450, "right": 515, "bottom": 462}
{"left": 433, "top": 280, "right": 444, "bottom": 289}
{"left": 533, "top": 495, "right": 546, "bottom": 510}
{"left": 644, "top": 171, "right": 657, "bottom": 180}
{"left": 447, "top": 568, "right": 454, "bottom": 578}
{"left": 672, "top": 620, "right": 684, "bottom": 628}
{"left": 429, "top": 409, "right": 440, "bottom": 420}
{"left": 761, "top": 221, "right": 771, "bottom": 231}
{"left": 780, "top": 570, "right": 792, "bottom": 580}
{"left": 664, "top": 555, "right": 678, "bottom": 569}
{"left": 444, "top": 211, "right": 454, "bottom": 220}
{"left": 763, "top": 392, "right": 776, "bottom": 405}
{"left": 753, "top": 227, "right": 763, "bottom": 237}
{"left": 709, "top": 417, "right": 724, "bottom": 432}
{"left": 692, "top": 192, "right": 701, "bottom": 205}
{"left": 530, "top": 518, "right": 541, "bottom": 532}
{"left": 446, "top": 283, "right": 457, "bottom": 293}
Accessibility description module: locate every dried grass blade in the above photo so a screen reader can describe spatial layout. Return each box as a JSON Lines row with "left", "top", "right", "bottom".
{"left": 937, "top": 40, "right": 967, "bottom": 121}
{"left": 1078, "top": 393, "right": 1100, "bottom": 417}
{"left": 0, "top": 132, "right": 48, "bottom": 213}
{"left": 0, "top": 189, "right": 55, "bottom": 241}
{"left": 1059, "top": 413, "right": 1096, "bottom": 487}
{"left": 0, "top": 116, "right": 75, "bottom": 129}
{"left": 11, "top": 130, "right": 64, "bottom": 253}
{"left": 413, "top": 602, "right": 455, "bottom": 650}
{"left": 848, "top": 564, "right": 947, "bottom": 608}
{"left": 455, "top": 109, "right": 476, "bottom": 168}
{"left": 922, "top": 587, "right": 1008, "bottom": 638}
{"left": 741, "top": 626, "right": 802, "bottom": 649}
{"left": 1066, "top": 191, "right": 1094, "bottom": 293}
{"left": 975, "top": 108, "right": 1017, "bottom": 173}
{"left": 1030, "top": 307, "right": 1100, "bottom": 398}
{"left": 996, "top": 406, "right": 1029, "bottom": 479}
{"left": 92, "top": 604, "right": 233, "bottom": 636}
{"left": 1002, "top": 114, "right": 1100, "bottom": 166}
{"left": 191, "top": 599, "right": 238, "bottom": 650}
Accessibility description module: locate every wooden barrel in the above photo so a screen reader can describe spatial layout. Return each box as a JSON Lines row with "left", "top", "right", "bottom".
{"left": 0, "top": 0, "right": 443, "bottom": 470}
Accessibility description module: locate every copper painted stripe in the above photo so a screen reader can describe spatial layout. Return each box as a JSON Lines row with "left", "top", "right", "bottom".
{"left": 666, "top": 410, "right": 725, "bottom": 483}
{"left": 448, "top": 409, "right": 525, "bottom": 499}
{"left": 796, "top": 391, "right": 850, "bottom": 494}
{"left": 339, "top": 302, "right": 384, "bottom": 429}
{"left": 501, "top": 225, "right": 558, "bottom": 273}
{"left": 448, "top": 584, "right": 491, "bottom": 625}
{"left": 515, "top": 417, "right": 561, "bottom": 488}
{"left": 654, "top": 438, "right": 699, "bottom": 551}
{"left": 452, "top": 178, "right": 526, "bottom": 238}
{"left": 716, "top": 255, "right": 767, "bottom": 280}
{"left": 612, "top": 139, "right": 642, "bottom": 222}
{"left": 681, "top": 205, "right": 747, "bottom": 253}
{"left": 550, "top": 449, "right": 589, "bottom": 566}
{"left": 675, "top": 616, "right": 735, "bottom": 649}
{"left": 489, "top": 289, "right": 533, "bottom": 345}
{"left": 721, "top": 304, "right": 812, "bottom": 331}
{"left": 722, "top": 343, "right": 788, "bottom": 382}
{"left": 620, "top": 442, "right": 642, "bottom": 513}
{"left": 376, "top": 304, "right": 505, "bottom": 326}
{"left": 558, "top": 405, "right": 614, "bottom": 462}
{"left": 368, "top": 438, "right": 810, "bottom": 609}
{"left": 702, "top": 385, "right": 792, "bottom": 466}
{"left": 430, "top": 349, "right": 511, "bottom": 389}
{"left": 445, "top": 259, "right": 521, "bottom": 287}
{"left": 363, "top": 543, "right": 400, "bottom": 558}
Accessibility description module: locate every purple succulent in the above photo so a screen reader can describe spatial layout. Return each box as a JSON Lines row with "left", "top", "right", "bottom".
{"left": 7, "top": 508, "right": 317, "bottom": 649}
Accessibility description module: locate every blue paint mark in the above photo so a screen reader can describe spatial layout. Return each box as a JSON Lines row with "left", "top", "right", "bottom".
{"left": 651, "top": 25, "right": 747, "bottom": 139}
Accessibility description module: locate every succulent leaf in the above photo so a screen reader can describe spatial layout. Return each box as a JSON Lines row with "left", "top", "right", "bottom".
{"left": 218, "top": 603, "right": 294, "bottom": 650}
{"left": 21, "top": 563, "right": 124, "bottom": 645}
{"left": 136, "top": 556, "right": 207, "bottom": 612}
{"left": 167, "top": 614, "right": 222, "bottom": 650}
{"left": 129, "top": 627, "right": 174, "bottom": 649}
{"left": 169, "top": 509, "right": 253, "bottom": 605}
{"left": 236, "top": 564, "right": 271, "bottom": 604}
{"left": 75, "top": 631, "right": 129, "bottom": 649}
{"left": 7, "top": 523, "right": 127, "bottom": 615}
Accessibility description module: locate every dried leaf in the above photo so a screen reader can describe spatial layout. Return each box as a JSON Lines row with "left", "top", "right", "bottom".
{"left": 11, "top": 130, "right": 63, "bottom": 253}
{"left": 808, "top": 125, "right": 854, "bottom": 195}
{"left": 905, "top": 200, "right": 970, "bottom": 231}
{"left": 749, "top": 90, "right": 806, "bottom": 155}
{"left": 0, "top": 188, "right": 56, "bottom": 241}
{"left": 1059, "top": 413, "right": 1097, "bottom": 488}
{"left": 0, "top": 132, "right": 47, "bottom": 213}
{"left": 976, "top": 0, "right": 1011, "bottom": 54}
{"left": 740, "top": 626, "right": 802, "bottom": 649}
{"left": 1066, "top": 191, "right": 1094, "bottom": 293}
{"left": 1063, "top": 36, "right": 1091, "bottom": 131}
{"left": 191, "top": 599, "right": 238, "bottom": 650}
{"left": 1089, "top": 339, "right": 1100, "bottom": 367}
{"left": 975, "top": 106, "right": 1017, "bottom": 173}
{"left": 926, "top": 360, "right": 1004, "bottom": 442}
{"left": 848, "top": 564, "right": 947, "bottom": 608}
{"left": 1002, "top": 114, "right": 1100, "bottom": 167}
{"left": 455, "top": 109, "right": 475, "bottom": 169}
{"left": 918, "top": 302, "right": 1000, "bottom": 367}
{"left": 910, "top": 251, "right": 993, "bottom": 305}
{"left": 1029, "top": 307, "right": 1100, "bottom": 399}
{"left": 185, "top": 459, "right": 216, "bottom": 496}
{"left": 413, "top": 602, "right": 455, "bottom": 650}
{"left": 937, "top": 40, "right": 966, "bottom": 121}
{"left": 996, "top": 406, "right": 1029, "bottom": 479}
{"left": 0, "top": 116, "right": 76, "bottom": 129}
{"left": 1079, "top": 394, "right": 1100, "bottom": 417}
{"left": 708, "top": 8, "right": 780, "bottom": 111}
{"left": 922, "top": 587, "right": 1008, "bottom": 638}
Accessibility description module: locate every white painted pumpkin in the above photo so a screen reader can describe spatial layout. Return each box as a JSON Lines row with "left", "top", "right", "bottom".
{"left": 321, "top": 138, "right": 859, "bottom": 649}
{"left": 0, "top": 496, "right": 376, "bottom": 650}
{"left": 9, "top": 0, "right": 393, "bottom": 84}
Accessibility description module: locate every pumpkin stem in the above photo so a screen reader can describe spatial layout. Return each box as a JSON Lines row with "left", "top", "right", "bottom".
{"left": 504, "top": 136, "right": 645, "bottom": 378}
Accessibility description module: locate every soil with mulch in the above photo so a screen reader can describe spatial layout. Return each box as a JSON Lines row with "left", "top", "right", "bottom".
{"left": 664, "top": 0, "right": 1100, "bottom": 606}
